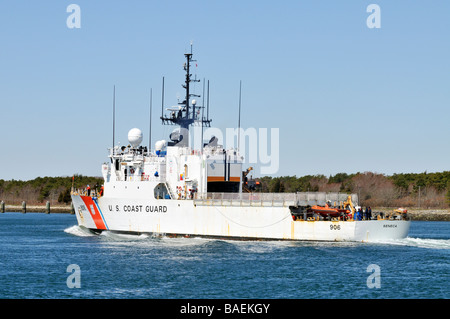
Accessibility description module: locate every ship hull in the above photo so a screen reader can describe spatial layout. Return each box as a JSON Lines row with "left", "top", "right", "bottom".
{"left": 71, "top": 195, "right": 410, "bottom": 242}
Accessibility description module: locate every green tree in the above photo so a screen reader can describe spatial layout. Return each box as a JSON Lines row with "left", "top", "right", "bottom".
{"left": 58, "top": 188, "right": 72, "bottom": 204}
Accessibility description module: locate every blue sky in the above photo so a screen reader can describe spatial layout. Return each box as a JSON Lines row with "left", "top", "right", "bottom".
{"left": 0, "top": 1, "right": 449, "bottom": 180}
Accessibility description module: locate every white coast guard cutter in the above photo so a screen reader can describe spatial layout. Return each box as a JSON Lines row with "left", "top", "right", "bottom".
{"left": 71, "top": 49, "right": 410, "bottom": 242}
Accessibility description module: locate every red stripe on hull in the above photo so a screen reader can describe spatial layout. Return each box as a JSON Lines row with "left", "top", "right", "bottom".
{"left": 81, "top": 196, "right": 107, "bottom": 230}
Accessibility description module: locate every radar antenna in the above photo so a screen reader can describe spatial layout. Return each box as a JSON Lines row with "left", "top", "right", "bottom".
{"left": 160, "top": 46, "right": 212, "bottom": 147}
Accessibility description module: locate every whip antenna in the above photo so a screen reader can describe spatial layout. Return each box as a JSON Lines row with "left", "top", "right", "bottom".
{"left": 238, "top": 80, "right": 242, "bottom": 151}
{"left": 149, "top": 88, "right": 152, "bottom": 151}
{"left": 112, "top": 85, "right": 116, "bottom": 148}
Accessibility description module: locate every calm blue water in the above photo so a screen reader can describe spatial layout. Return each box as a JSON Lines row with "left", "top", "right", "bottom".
{"left": 0, "top": 212, "right": 448, "bottom": 299}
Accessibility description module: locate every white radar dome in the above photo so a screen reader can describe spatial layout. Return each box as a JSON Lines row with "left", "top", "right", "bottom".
{"left": 155, "top": 140, "right": 167, "bottom": 151}
{"left": 128, "top": 128, "right": 143, "bottom": 148}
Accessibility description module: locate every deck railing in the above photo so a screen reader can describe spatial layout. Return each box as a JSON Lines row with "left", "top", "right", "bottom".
{"left": 194, "top": 192, "right": 359, "bottom": 207}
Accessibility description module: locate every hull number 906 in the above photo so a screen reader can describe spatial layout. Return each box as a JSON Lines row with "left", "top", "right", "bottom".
{"left": 330, "top": 224, "right": 341, "bottom": 230}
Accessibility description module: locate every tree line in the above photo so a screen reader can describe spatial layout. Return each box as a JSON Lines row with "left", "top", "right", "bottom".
{"left": 255, "top": 171, "right": 450, "bottom": 208}
{"left": 0, "top": 175, "right": 103, "bottom": 205}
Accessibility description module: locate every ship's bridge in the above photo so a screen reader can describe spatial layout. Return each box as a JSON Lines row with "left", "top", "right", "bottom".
{"left": 102, "top": 128, "right": 244, "bottom": 200}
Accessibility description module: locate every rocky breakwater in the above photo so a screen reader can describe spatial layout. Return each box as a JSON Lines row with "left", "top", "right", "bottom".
{"left": 405, "top": 208, "right": 450, "bottom": 221}
{"left": 373, "top": 207, "right": 450, "bottom": 221}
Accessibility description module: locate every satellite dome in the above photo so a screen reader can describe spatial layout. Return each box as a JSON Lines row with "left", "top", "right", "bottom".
{"left": 128, "top": 128, "right": 143, "bottom": 148}
{"left": 155, "top": 140, "right": 167, "bottom": 151}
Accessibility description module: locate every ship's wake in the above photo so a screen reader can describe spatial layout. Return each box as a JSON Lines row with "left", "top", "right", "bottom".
{"left": 64, "top": 225, "right": 96, "bottom": 237}
{"left": 371, "top": 237, "right": 450, "bottom": 250}
{"left": 64, "top": 225, "right": 450, "bottom": 250}
{"left": 64, "top": 225, "right": 211, "bottom": 245}
{"left": 64, "top": 225, "right": 155, "bottom": 241}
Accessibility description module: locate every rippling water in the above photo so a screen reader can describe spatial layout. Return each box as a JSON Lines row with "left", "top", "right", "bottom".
{"left": 0, "top": 213, "right": 448, "bottom": 299}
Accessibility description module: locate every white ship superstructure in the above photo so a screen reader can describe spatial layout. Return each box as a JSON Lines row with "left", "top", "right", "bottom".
{"left": 71, "top": 48, "right": 410, "bottom": 242}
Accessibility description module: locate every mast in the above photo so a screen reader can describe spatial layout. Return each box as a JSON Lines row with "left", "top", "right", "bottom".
{"left": 201, "top": 78, "right": 205, "bottom": 149}
{"left": 160, "top": 46, "right": 212, "bottom": 147}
